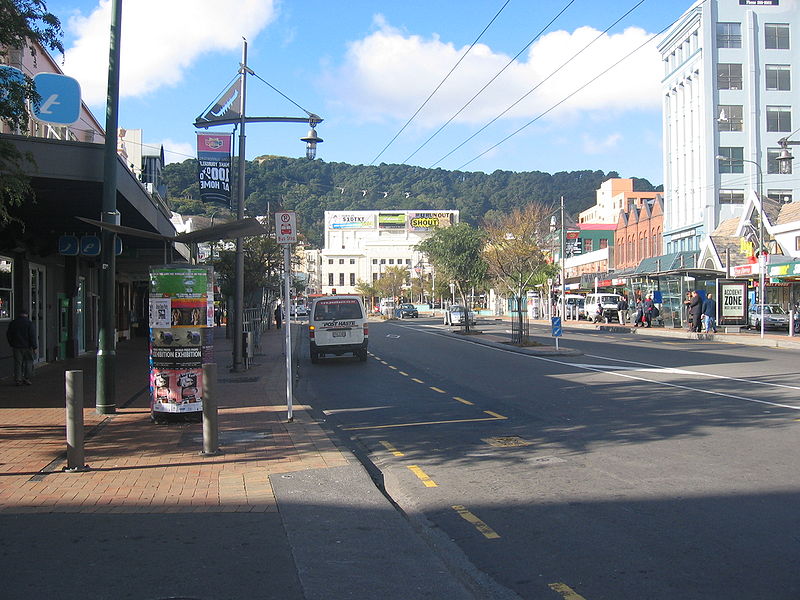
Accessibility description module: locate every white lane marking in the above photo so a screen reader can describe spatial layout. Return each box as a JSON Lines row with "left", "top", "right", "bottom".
{"left": 388, "top": 322, "right": 800, "bottom": 411}
{"left": 323, "top": 406, "right": 393, "bottom": 415}
{"left": 583, "top": 353, "right": 800, "bottom": 392}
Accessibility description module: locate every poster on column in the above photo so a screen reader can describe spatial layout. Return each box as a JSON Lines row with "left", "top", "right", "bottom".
{"left": 148, "top": 266, "right": 213, "bottom": 414}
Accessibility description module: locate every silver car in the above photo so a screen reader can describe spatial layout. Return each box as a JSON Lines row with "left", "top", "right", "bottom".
{"left": 748, "top": 304, "right": 790, "bottom": 330}
{"left": 443, "top": 304, "right": 476, "bottom": 326}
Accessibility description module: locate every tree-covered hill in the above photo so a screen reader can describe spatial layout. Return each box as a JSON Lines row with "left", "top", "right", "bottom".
{"left": 163, "top": 156, "right": 661, "bottom": 247}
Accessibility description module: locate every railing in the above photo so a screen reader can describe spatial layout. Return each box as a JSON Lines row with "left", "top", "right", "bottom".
{"left": 510, "top": 311, "right": 529, "bottom": 345}
{"left": 243, "top": 306, "right": 271, "bottom": 352}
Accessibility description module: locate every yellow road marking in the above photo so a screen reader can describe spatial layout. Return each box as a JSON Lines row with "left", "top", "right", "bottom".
{"left": 399, "top": 371, "right": 409, "bottom": 376}
{"left": 379, "top": 360, "right": 388, "bottom": 364}
{"left": 342, "top": 414, "right": 507, "bottom": 431}
{"left": 408, "top": 465, "right": 437, "bottom": 487}
{"left": 379, "top": 440, "right": 404, "bottom": 456}
{"left": 452, "top": 505, "right": 500, "bottom": 539}
{"left": 548, "top": 582, "right": 587, "bottom": 599}
{"left": 484, "top": 410, "right": 507, "bottom": 419}
{"left": 454, "top": 396, "right": 474, "bottom": 405}
{"left": 430, "top": 386, "right": 446, "bottom": 394}
{"left": 411, "top": 378, "right": 425, "bottom": 384}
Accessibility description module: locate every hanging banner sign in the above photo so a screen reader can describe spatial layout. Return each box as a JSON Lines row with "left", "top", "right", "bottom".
{"left": 197, "top": 133, "right": 232, "bottom": 205}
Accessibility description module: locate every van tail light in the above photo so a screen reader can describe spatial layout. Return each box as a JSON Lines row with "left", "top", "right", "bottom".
{"left": 309, "top": 325, "right": 315, "bottom": 339}
{"left": 363, "top": 323, "right": 368, "bottom": 337}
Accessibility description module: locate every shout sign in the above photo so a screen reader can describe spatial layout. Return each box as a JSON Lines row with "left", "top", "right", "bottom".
{"left": 275, "top": 211, "right": 297, "bottom": 244}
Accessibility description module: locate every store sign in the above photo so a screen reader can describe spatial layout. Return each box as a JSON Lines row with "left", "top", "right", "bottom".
{"left": 717, "top": 279, "right": 748, "bottom": 326}
{"left": 378, "top": 213, "right": 406, "bottom": 229}
{"left": 731, "top": 263, "right": 757, "bottom": 277}
{"left": 566, "top": 230, "right": 580, "bottom": 240}
{"left": 739, "top": 0, "right": 778, "bottom": 5}
{"left": 328, "top": 212, "right": 375, "bottom": 229}
{"left": 769, "top": 261, "right": 800, "bottom": 279}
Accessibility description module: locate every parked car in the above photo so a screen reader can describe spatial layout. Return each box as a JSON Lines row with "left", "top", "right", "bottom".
{"left": 443, "top": 304, "right": 476, "bottom": 326}
{"left": 396, "top": 303, "right": 419, "bottom": 318}
{"left": 290, "top": 304, "right": 309, "bottom": 317}
{"left": 748, "top": 304, "right": 790, "bottom": 330}
{"left": 583, "top": 293, "right": 623, "bottom": 323}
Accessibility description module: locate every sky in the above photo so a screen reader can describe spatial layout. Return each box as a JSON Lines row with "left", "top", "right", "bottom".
{"left": 43, "top": 0, "right": 693, "bottom": 185}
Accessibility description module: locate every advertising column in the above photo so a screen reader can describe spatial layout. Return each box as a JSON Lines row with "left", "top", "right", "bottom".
{"left": 148, "top": 266, "right": 214, "bottom": 417}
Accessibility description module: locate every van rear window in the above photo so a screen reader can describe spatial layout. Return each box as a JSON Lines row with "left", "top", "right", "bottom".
{"left": 314, "top": 299, "right": 363, "bottom": 320}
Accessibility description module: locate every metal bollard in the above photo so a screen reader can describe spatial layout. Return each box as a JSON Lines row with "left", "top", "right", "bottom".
{"left": 65, "top": 370, "right": 88, "bottom": 471}
{"left": 201, "top": 363, "right": 220, "bottom": 455}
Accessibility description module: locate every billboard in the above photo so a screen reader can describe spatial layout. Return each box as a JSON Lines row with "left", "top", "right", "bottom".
{"left": 717, "top": 279, "right": 748, "bottom": 326}
{"left": 408, "top": 212, "right": 455, "bottom": 231}
{"left": 378, "top": 213, "right": 407, "bottom": 229}
{"left": 328, "top": 212, "right": 375, "bottom": 230}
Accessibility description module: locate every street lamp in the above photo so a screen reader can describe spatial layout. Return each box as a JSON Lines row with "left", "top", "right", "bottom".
{"left": 716, "top": 154, "right": 766, "bottom": 338}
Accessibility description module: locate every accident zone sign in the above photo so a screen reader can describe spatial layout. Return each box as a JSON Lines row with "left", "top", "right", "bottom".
{"left": 276, "top": 211, "right": 297, "bottom": 244}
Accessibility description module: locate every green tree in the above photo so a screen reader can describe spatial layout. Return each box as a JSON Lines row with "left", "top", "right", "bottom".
{"left": 417, "top": 223, "right": 487, "bottom": 332}
{"left": 483, "top": 203, "right": 559, "bottom": 334}
{"left": 375, "top": 265, "right": 408, "bottom": 303}
{"left": 354, "top": 279, "right": 378, "bottom": 313}
{"left": 0, "top": 0, "right": 63, "bottom": 224}
{"left": 213, "top": 235, "right": 282, "bottom": 306}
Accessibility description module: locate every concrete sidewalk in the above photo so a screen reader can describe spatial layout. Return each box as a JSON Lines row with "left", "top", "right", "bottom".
{"left": 0, "top": 324, "right": 487, "bottom": 600}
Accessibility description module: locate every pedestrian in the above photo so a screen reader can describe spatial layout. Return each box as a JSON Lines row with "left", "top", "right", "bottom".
{"left": 617, "top": 295, "right": 630, "bottom": 325}
{"left": 274, "top": 304, "right": 283, "bottom": 329}
{"left": 6, "top": 309, "right": 37, "bottom": 386}
{"left": 702, "top": 292, "right": 718, "bottom": 333}
{"left": 689, "top": 290, "right": 703, "bottom": 332}
{"left": 643, "top": 294, "right": 655, "bottom": 327}
{"left": 633, "top": 297, "right": 644, "bottom": 327}
{"left": 683, "top": 291, "right": 693, "bottom": 330}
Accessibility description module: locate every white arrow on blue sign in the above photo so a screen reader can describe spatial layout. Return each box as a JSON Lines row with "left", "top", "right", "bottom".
{"left": 32, "top": 72, "right": 81, "bottom": 125}
{"left": 551, "top": 316, "right": 563, "bottom": 337}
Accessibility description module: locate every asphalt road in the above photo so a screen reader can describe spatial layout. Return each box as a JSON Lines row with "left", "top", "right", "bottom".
{"left": 297, "top": 316, "right": 800, "bottom": 600}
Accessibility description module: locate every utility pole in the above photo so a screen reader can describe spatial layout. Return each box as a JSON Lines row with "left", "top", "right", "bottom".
{"left": 560, "top": 196, "right": 566, "bottom": 323}
{"left": 96, "top": 0, "right": 122, "bottom": 414}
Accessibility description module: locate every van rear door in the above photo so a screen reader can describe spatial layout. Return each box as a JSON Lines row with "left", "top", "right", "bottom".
{"left": 312, "top": 298, "right": 365, "bottom": 346}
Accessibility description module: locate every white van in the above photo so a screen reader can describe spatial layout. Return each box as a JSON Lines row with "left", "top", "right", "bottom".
{"left": 584, "top": 293, "right": 623, "bottom": 323}
{"left": 309, "top": 295, "right": 368, "bottom": 363}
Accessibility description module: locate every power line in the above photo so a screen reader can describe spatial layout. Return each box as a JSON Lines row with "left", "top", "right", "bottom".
{"left": 368, "top": 0, "right": 512, "bottom": 166}
{"left": 430, "top": 0, "right": 646, "bottom": 168}
{"left": 402, "top": 0, "right": 578, "bottom": 165}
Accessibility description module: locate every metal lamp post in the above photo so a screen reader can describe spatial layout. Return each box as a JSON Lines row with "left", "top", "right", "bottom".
{"left": 716, "top": 154, "right": 766, "bottom": 338}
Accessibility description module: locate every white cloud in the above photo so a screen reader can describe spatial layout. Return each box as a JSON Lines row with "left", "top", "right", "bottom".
{"left": 159, "top": 139, "right": 196, "bottom": 164}
{"left": 582, "top": 132, "right": 623, "bottom": 154}
{"left": 328, "top": 19, "right": 662, "bottom": 128}
{"left": 61, "top": 0, "right": 278, "bottom": 105}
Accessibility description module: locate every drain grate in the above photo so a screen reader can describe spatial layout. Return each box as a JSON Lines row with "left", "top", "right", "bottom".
{"left": 482, "top": 436, "right": 532, "bottom": 448}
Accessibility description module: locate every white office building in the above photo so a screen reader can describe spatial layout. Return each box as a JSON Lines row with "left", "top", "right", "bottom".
{"left": 659, "top": 0, "right": 798, "bottom": 254}
{"left": 319, "top": 210, "right": 459, "bottom": 295}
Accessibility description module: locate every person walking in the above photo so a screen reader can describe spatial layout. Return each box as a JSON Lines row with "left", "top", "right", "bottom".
{"left": 688, "top": 290, "right": 703, "bottom": 332}
{"left": 633, "top": 297, "right": 644, "bottom": 327}
{"left": 702, "top": 292, "right": 718, "bottom": 333}
{"left": 643, "top": 295, "right": 655, "bottom": 327}
{"left": 274, "top": 304, "right": 283, "bottom": 329}
{"left": 617, "top": 295, "right": 630, "bottom": 325}
{"left": 6, "top": 309, "right": 37, "bottom": 386}
{"left": 683, "top": 291, "right": 693, "bottom": 330}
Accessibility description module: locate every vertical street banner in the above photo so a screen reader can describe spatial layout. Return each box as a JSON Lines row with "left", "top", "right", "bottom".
{"left": 197, "top": 133, "right": 232, "bottom": 205}
{"left": 148, "top": 266, "right": 214, "bottom": 415}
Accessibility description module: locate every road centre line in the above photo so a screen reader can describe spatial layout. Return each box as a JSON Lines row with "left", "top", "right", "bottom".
{"left": 399, "top": 323, "right": 800, "bottom": 412}
{"left": 548, "top": 582, "right": 587, "bottom": 600}
{"left": 451, "top": 505, "right": 500, "bottom": 539}
{"left": 407, "top": 465, "right": 437, "bottom": 487}
{"left": 399, "top": 371, "right": 409, "bottom": 376}
{"left": 454, "top": 396, "right": 474, "bottom": 405}
{"left": 342, "top": 413, "right": 507, "bottom": 431}
{"left": 389, "top": 365, "right": 397, "bottom": 370}
{"left": 411, "top": 378, "right": 425, "bottom": 384}
{"left": 430, "top": 386, "right": 446, "bottom": 394}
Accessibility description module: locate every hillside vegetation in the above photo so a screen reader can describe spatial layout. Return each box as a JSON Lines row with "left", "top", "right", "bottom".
{"left": 163, "top": 156, "right": 660, "bottom": 246}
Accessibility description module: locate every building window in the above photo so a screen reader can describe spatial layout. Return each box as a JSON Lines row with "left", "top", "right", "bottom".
{"left": 372, "top": 259, "right": 377, "bottom": 264}
{"left": 349, "top": 273, "right": 355, "bottom": 286}
{"left": 599, "top": 239, "right": 608, "bottom": 250}
{"left": 388, "top": 259, "right": 394, "bottom": 265}
{"left": 766, "top": 106, "right": 792, "bottom": 132}
{"left": 380, "top": 259, "right": 386, "bottom": 264}
{"left": 339, "top": 273, "right": 344, "bottom": 286}
{"left": 328, "top": 259, "right": 334, "bottom": 265}
{"left": 372, "top": 273, "right": 378, "bottom": 282}
{"left": 717, "top": 63, "right": 742, "bottom": 90}
{"left": 719, "top": 189, "right": 745, "bottom": 204}
{"left": 796, "top": 236, "right": 800, "bottom": 252}
{"left": 717, "top": 105, "right": 743, "bottom": 131}
{"left": 765, "top": 24, "right": 790, "bottom": 50}
{"left": 0, "top": 257, "right": 12, "bottom": 320}
{"left": 767, "top": 189, "right": 793, "bottom": 203}
{"left": 583, "top": 239, "right": 593, "bottom": 253}
{"left": 339, "top": 259, "right": 345, "bottom": 264}
{"left": 350, "top": 259, "right": 355, "bottom": 264}
{"left": 718, "top": 147, "right": 744, "bottom": 172}
{"left": 405, "top": 259, "right": 411, "bottom": 265}
{"left": 766, "top": 65, "right": 791, "bottom": 91}
{"left": 328, "top": 273, "right": 334, "bottom": 286}
{"left": 717, "top": 22, "right": 741, "bottom": 48}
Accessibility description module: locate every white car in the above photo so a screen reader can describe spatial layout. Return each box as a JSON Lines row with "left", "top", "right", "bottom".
{"left": 443, "top": 305, "right": 476, "bottom": 326}
{"left": 290, "top": 304, "right": 309, "bottom": 317}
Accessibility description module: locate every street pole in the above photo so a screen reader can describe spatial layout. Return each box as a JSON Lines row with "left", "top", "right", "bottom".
{"left": 96, "top": 0, "right": 122, "bottom": 414}
{"left": 284, "top": 244, "right": 293, "bottom": 421}
{"left": 560, "top": 196, "right": 566, "bottom": 322}
{"left": 232, "top": 39, "right": 248, "bottom": 371}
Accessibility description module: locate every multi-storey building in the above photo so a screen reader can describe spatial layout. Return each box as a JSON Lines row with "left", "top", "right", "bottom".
{"left": 659, "top": 0, "right": 798, "bottom": 254}
{"left": 319, "top": 210, "right": 459, "bottom": 295}
{"left": 578, "top": 178, "right": 662, "bottom": 225}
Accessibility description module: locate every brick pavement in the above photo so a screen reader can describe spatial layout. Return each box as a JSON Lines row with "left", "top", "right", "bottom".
{"left": 0, "top": 324, "right": 349, "bottom": 514}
